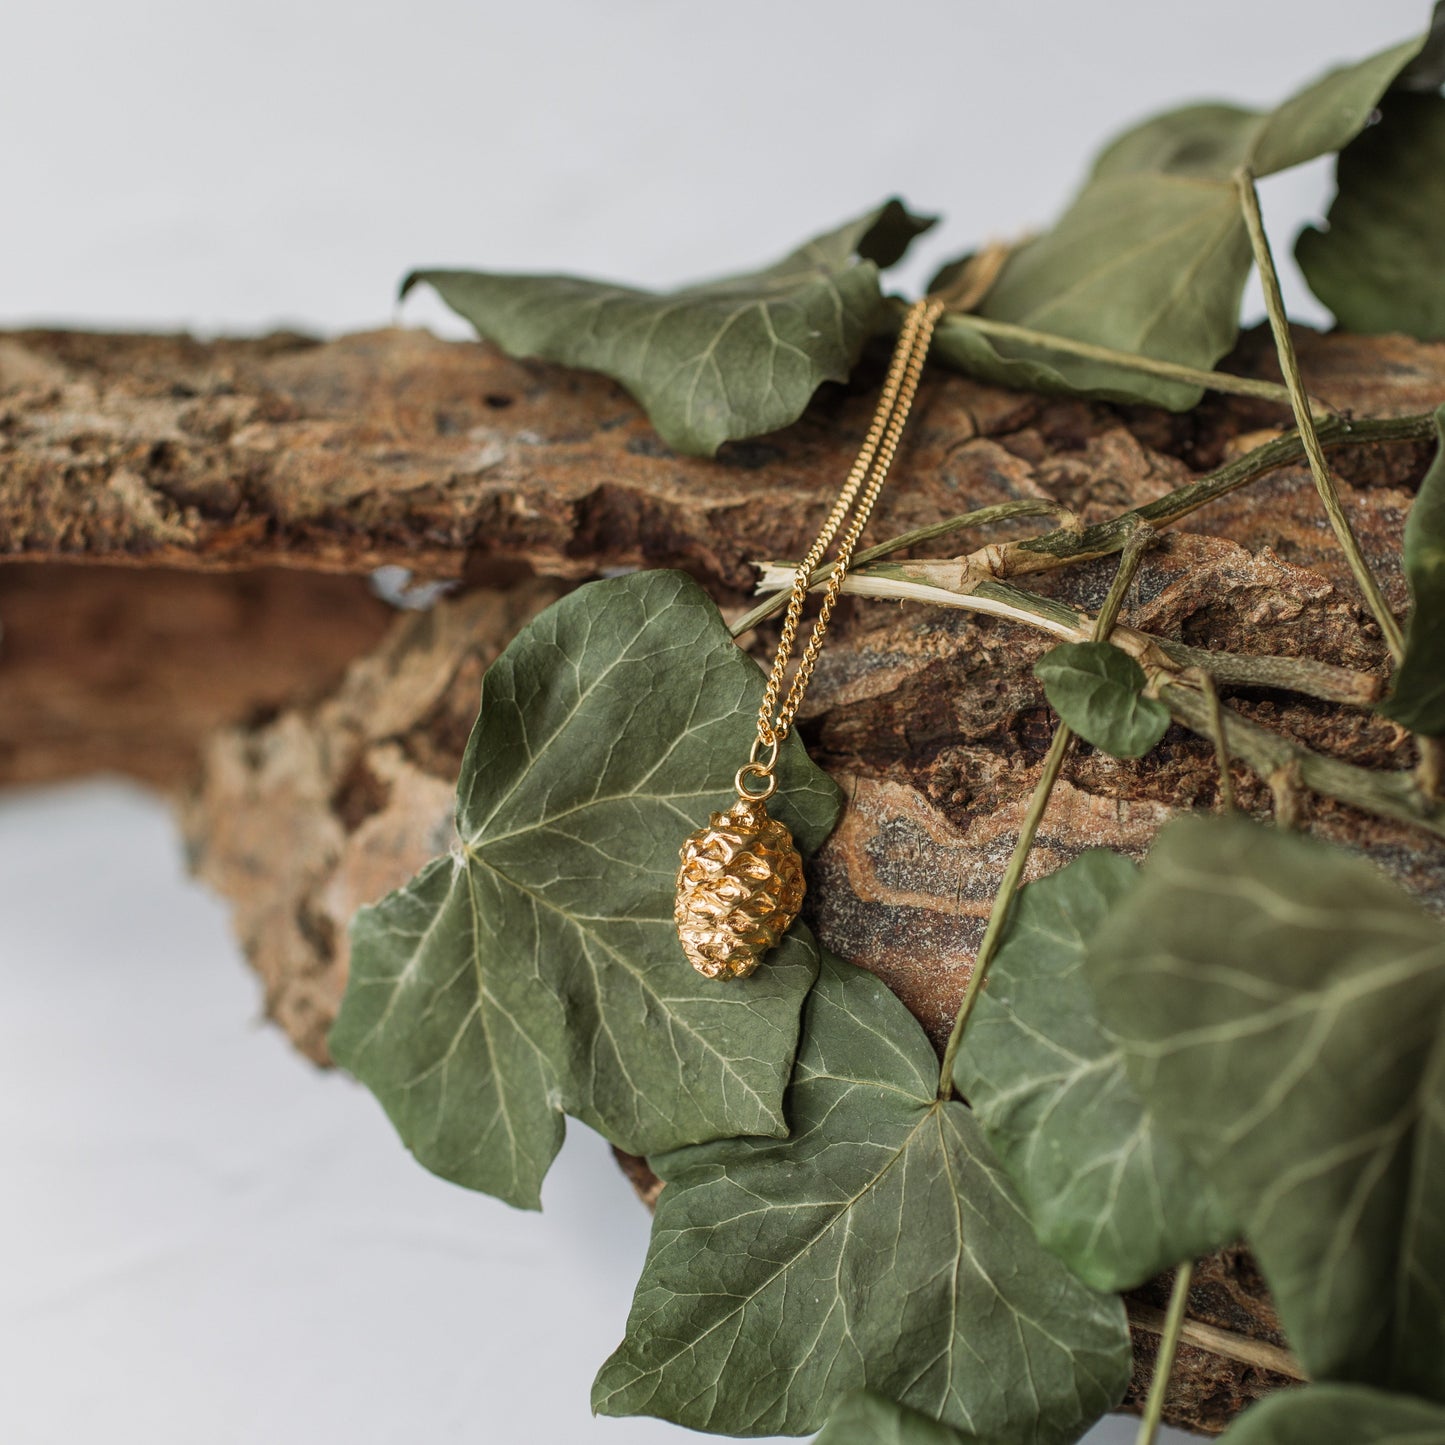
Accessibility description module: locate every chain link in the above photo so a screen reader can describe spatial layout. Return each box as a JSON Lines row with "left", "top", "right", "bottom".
{"left": 754, "top": 296, "right": 945, "bottom": 755}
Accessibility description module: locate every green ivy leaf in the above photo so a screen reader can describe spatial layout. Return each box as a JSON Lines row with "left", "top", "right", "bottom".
{"left": 931, "top": 320, "right": 1144, "bottom": 408}
{"left": 1220, "top": 1384, "right": 1445, "bottom": 1444}
{"left": 816, "top": 1391, "right": 984, "bottom": 1445}
{"left": 954, "top": 851, "right": 1232, "bottom": 1292}
{"left": 329, "top": 570, "right": 842, "bottom": 1210}
{"left": 1034, "top": 641, "right": 1171, "bottom": 758}
{"left": 935, "top": 32, "right": 1427, "bottom": 408}
{"left": 592, "top": 951, "right": 1131, "bottom": 1442}
{"left": 1296, "top": 92, "right": 1445, "bottom": 342}
{"left": 1381, "top": 404, "right": 1445, "bottom": 734}
{"left": 402, "top": 200, "right": 934, "bottom": 456}
{"left": 1086, "top": 815, "right": 1445, "bottom": 1400}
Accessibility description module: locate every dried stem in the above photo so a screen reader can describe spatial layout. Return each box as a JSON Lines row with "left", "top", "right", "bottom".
{"left": 937, "top": 718, "right": 1074, "bottom": 1100}
{"left": 730, "top": 499, "right": 1071, "bottom": 638}
{"left": 1093, "top": 520, "right": 1155, "bottom": 640}
{"left": 1419, "top": 736, "right": 1445, "bottom": 803}
{"left": 756, "top": 558, "right": 1378, "bottom": 708}
{"left": 1192, "top": 669, "right": 1237, "bottom": 813}
{"left": 751, "top": 561, "right": 1445, "bottom": 838}
{"left": 995, "top": 412, "right": 1434, "bottom": 579}
{"left": 1136, "top": 1262, "right": 1195, "bottom": 1445}
{"left": 934, "top": 311, "right": 1333, "bottom": 416}
{"left": 935, "top": 533, "right": 1155, "bottom": 1099}
{"left": 1126, "top": 1302, "right": 1305, "bottom": 1382}
{"left": 1235, "top": 169, "right": 1406, "bottom": 663}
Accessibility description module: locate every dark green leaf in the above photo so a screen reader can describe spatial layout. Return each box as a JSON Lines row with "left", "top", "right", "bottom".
{"left": 402, "top": 200, "right": 934, "bottom": 456}
{"left": 1086, "top": 815, "right": 1445, "bottom": 1400}
{"left": 329, "top": 570, "right": 842, "bottom": 1209}
{"left": 931, "top": 319, "right": 1158, "bottom": 408}
{"left": 592, "top": 951, "right": 1131, "bottom": 1442}
{"left": 1403, "top": 1, "right": 1445, "bottom": 90}
{"left": 1382, "top": 405, "right": 1445, "bottom": 733}
{"left": 955, "top": 851, "right": 1232, "bottom": 1291}
{"left": 1034, "top": 642, "right": 1171, "bottom": 758}
{"left": 1297, "top": 93, "right": 1445, "bottom": 341}
{"left": 936, "top": 35, "right": 1426, "bottom": 407}
{"left": 816, "top": 1391, "right": 983, "bottom": 1445}
{"left": 1221, "top": 1384, "right": 1445, "bottom": 1444}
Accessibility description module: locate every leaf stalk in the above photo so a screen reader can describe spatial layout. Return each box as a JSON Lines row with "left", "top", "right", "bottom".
{"left": 1234, "top": 169, "right": 1407, "bottom": 663}
{"left": 1136, "top": 1262, "right": 1195, "bottom": 1445}
{"left": 937, "top": 719, "right": 1074, "bottom": 1100}
{"left": 936, "top": 311, "right": 1333, "bottom": 416}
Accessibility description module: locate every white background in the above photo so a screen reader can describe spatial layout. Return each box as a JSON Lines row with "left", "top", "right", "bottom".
{"left": 0, "top": 2, "right": 1430, "bottom": 1441}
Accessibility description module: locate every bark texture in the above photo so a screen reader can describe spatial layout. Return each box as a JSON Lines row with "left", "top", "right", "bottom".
{"left": 0, "top": 565, "right": 392, "bottom": 787}
{"left": 5, "top": 322, "right": 1445, "bottom": 1435}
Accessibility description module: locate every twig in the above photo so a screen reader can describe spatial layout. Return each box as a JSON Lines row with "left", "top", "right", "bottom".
{"left": 730, "top": 499, "right": 1070, "bottom": 638}
{"left": 756, "top": 559, "right": 1381, "bottom": 708}
{"left": 1127, "top": 1302, "right": 1305, "bottom": 1382}
{"left": 1136, "top": 1262, "right": 1195, "bottom": 1445}
{"left": 751, "top": 561, "right": 1445, "bottom": 837}
{"left": 1235, "top": 169, "right": 1406, "bottom": 664}
{"left": 1160, "top": 682, "right": 1437, "bottom": 836}
{"left": 1192, "top": 669, "right": 1237, "bottom": 813}
{"left": 1267, "top": 763, "right": 1306, "bottom": 831}
{"left": 997, "top": 412, "right": 1435, "bottom": 579}
{"left": 1159, "top": 641, "right": 1378, "bottom": 708}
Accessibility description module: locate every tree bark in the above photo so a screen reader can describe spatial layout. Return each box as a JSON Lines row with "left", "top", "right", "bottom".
{"left": 5, "top": 322, "right": 1444, "bottom": 1434}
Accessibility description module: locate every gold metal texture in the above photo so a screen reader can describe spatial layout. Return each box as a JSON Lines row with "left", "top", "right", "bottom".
{"left": 674, "top": 797, "right": 805, "bottom": 980}
{"left": 675, "top": 296, "right": 943, "bottom": 978}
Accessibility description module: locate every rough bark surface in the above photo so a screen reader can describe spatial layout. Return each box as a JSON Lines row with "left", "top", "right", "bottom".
{"left": 6, "top": 323, "right": 1445, "bottom": 1435}
{"left": 0, "top": 565, "right": 392, "bottom": 787}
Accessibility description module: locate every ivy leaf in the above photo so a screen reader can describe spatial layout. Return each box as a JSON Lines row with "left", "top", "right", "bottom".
{"left": 1296, "top": 92, "right": 1445, "bottom": 342}
{"left": 954, "top": 851, "right": 1232, "bottom": 1292}
{"left": 931, "top": 320, "right": 1137, "bottom": 407}
{"left": 1220, "top": 1384, "right": 1445, "bottom": 1444}
{"left": 592, "top": 950, "right": 1132, "bottom": 1442}
{"left": 402, "top": 199, "right": 934, "bottom": 456}
{"left": 1086, "top": 815, "right": 1445, "bottom": 1400}
{"left": 329, "top": 570, "right": 842, "bottom": 1210}
{"left": 1381, "top": 407, "right": 1445, "bottom": 734}
{"left": 816, "top": 1391, "right": 983, "bottom": 1445}
{"left": 1034, "top": 642, "right": 1171, "bottom": 758}
{"left": 935, "top": 32, "right": 1427, "bottom": 408}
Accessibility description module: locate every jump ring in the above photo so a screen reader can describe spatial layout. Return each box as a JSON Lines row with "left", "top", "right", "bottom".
{"left": 734, "top": 762, "right": 779, "bottom": 801}
{"left": 748, "top": 734, "right": 781, "bottom": 772}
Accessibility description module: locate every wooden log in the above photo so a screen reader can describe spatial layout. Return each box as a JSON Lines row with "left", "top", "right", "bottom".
{"left": 6, "top": 322, "right": 1445, "bottom": 1433}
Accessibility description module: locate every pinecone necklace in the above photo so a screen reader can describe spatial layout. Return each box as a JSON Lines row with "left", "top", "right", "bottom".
{"left": 675, "top": 295, "right": 945, "bottom": 979}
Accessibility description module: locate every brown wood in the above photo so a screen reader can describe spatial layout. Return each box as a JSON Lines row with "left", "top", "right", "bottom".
{"left": 5, "top": 322, "right": 1445, "bottom": 1434}
{"left": 0, "top": 565, "right": 393, "bottom": 788}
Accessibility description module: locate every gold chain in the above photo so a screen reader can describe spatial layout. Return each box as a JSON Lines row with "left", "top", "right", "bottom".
{"left": 752, "top": 295, "right": 945, "bottom": 761}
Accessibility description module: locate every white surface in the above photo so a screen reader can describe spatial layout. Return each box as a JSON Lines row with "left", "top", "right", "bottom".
{"left": 0, "top": 783, "right": 1180, "bottom": 1444}
{"left": 0, "top": 782, "right": 683, "bottom": 1445}
{"left": 0, "top": 0, "right": 1432, "bottom": 338}
{"left": 0, "top": 781, "right": 1184, "bottom": 1445}
{"left": 4, "top": 1, "right": 1422, "bottom": 1439}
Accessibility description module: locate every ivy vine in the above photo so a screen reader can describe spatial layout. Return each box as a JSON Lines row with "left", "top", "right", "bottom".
{"left": 336, "top": 7, "right": 1445, "bottom": 1442}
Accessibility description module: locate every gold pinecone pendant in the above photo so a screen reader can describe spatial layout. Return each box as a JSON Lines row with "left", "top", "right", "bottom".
{"left": 675, "top": 794, "right": 805, "bottom": 980}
